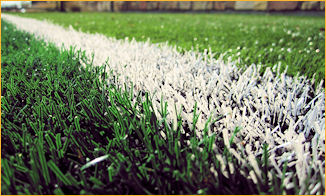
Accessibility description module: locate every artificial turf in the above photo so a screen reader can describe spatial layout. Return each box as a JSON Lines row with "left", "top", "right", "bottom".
{"left": 3, "top": 19, "right": 320, "bottom": 195}
{"left": 15, "top": 12, "right": 325, "bottom": 85}
{"left": 0, "top": 20, "right": 253, "bottom": 195}
{"left": 2, "top": 11, "right": 325, "bottom": 194}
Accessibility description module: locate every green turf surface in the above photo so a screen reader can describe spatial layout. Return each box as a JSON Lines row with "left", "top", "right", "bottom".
{"left": 2, "top": 20, "right": 297, "bottom": 195}
{"left": 15, "top": 12, "right": 325, "bottom": 85}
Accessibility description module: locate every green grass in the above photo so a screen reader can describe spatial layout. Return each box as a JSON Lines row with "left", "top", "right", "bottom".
{"left": 15, "top": 12, "right": 325, "bottom": 85}
{"left": 3, "top": 19, "right": 322, "bottom": 195}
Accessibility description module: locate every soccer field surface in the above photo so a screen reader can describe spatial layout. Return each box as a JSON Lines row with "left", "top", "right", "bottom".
{"left": 1, "top": 13, "right": 325, "bottom": 194}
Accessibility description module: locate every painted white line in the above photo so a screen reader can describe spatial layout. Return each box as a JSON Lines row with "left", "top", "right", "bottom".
{"left": 3, "top": 14, "right": 325, "bottom": 192}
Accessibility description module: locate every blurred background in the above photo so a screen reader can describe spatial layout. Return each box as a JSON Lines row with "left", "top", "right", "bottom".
{"left": 2, "top": 1, "right": 324, "bottom": 83}
{"left": 1, "top": 1, "right": 325, "bottom": 13}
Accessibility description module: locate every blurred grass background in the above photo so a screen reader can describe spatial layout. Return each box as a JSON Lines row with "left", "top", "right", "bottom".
{"left": 16, "top": 12, "right": 325, "bottom": 85}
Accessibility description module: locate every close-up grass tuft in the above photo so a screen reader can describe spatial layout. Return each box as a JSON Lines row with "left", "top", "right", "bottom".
{"left": 2, "top": 20, "right": 306, "bottom": 195}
